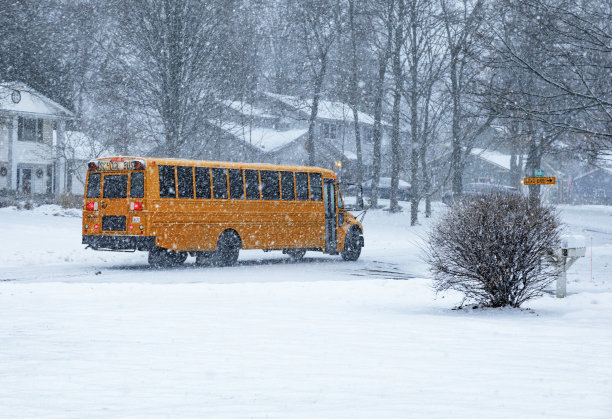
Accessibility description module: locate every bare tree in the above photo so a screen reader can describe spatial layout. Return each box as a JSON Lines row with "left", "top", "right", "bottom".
{"left": 389, "top": 0, "right": 407, "bottom": 212}
{"left": 402, "top": 0, "right": 446, "bottom": 224}
{"left": 102, "top": 0, "right": 239, "bottom": 156}
{"left": 366, "top": 0, "right": 395, "bottom": 208}
{"left": 295, "top": 0, "right": 344, "bottom": 166}
{"left": 440, "top": 0, "right": 493, "bottom": 195}
{"left": 492, "top": 0, "right": 611, "bottom": 147}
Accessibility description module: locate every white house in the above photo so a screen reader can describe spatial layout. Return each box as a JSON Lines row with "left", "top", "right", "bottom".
{"left": 0, "top": 82, "right": 75, "bottom": 198}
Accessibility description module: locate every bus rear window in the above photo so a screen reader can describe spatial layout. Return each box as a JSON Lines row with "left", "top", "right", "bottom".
{"left": 103, "top": 175, "right": 128, "bottom": 198}
{"left": 86, "top": 173, "right": 100, "bottom": 198}
{"left": 130, "top": 172, "right": 144, "bottom": 198}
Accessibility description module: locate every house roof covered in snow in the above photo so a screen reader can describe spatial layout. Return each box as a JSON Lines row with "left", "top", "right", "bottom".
{"left": 0, "top": 82, "right": 74, "bottom": 119}
{"left": 470, "top": 148, "right": 524, "bottom": 171}
{"left": 213, "top": 121, "right": 307, "bottom": 153}
{"left": 263, "top": 92, "right": 377, "bottom": 126}
{"left": 221, "top": 100, "right": 276, "bottom": 119}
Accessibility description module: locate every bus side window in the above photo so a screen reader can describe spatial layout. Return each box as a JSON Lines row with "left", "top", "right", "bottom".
{"left": 195, "top": 167, "right": 211, "bottom": 199}
{"left": 309, "top": 173, "right": 323, "bottom": 201}
{"left": 86, "top": 173, "right": 101, "bottom": 198}
{"left": 260, "top": 170, "right": 280, "bottom": 200}
{"left": 177, "top": 166, "right": 194, "bottom": 199}
{"left": 295, "top": 172, "right": 309, "bottom": 201}
{"left": 281, "top": 171, "right": 295, "bottom": 201}
{"left": 130, "top": 172, "right": 144, "bottom": 198}
{"left": 228, "top": 169, "right": 244, "bottom": 200}
{"left": 212, "top": 168, "right": 228, "bottom": 199}
{"left": 159, "top": 165, "right": 176, "bottom": 198}
{"left": 244, "top": 169, "right": 260, "bottom": 200}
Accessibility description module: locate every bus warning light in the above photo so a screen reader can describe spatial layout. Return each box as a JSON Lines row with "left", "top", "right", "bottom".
{"left": 131, "top": 202, "right": 143, "bottom": 211}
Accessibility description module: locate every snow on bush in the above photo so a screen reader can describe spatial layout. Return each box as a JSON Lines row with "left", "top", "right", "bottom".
{"left": 425, "top": 191, "right": 561, "bottom": 308}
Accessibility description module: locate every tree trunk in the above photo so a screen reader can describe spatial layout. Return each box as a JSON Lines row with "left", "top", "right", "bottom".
{"left": 409, "top": 1, "right": 419, "bottom": 225}
{"left": 389, "top": 0, "right": 404, "bottom": 213}
{"left": 307, "top": 59, "right": 327, "bottom": 166}
{"left": 370, "top": 0, "right": 394, "bottom": 208}
{"left": 349, "top": 0, "right": 363, "bottom": 185}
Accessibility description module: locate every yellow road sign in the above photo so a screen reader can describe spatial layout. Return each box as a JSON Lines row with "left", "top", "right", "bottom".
{"left": 524, "top": 177, "right": 555, "bottom": 185}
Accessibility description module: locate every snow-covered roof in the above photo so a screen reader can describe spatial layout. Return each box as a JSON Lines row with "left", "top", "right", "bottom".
{"left": 264, "top": 92, "right": 376, "bottom": 126}
{"left": 0, "top": 82, "right": 74, "bottom": 119}
{"left": 471, "top": 148, "right": 522, "bottom": 171}
{"left": 221, "top": 100, "right": 276, "bottom": 119}
{"left": 213, "top": 121, "right": 307, "bottom": 153}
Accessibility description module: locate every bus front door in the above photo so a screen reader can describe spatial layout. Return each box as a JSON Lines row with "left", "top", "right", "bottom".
{"left": 324, "top": 179, "right": 337, "bottom": 254}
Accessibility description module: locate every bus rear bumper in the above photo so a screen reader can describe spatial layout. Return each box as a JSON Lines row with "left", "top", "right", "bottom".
{"left": 83, "top": 235, "right": 156, "bottom": 251}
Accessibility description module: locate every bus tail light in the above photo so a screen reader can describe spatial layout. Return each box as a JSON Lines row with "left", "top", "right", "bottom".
{"left": 93, "top": 224, "right": 99, "bottom": 230}
{"left": 129, "top": 224, "right": 134, "bottom": 230}
{"left": 131, "top": 202, "right": 143, "bottom": 211}
{"left": 86, "top": 202, "right": 98, "bottom": 211}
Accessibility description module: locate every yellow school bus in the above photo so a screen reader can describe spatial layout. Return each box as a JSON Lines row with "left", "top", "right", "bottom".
{"left": 82, "top": 157, "right": 364, "bottom": 267}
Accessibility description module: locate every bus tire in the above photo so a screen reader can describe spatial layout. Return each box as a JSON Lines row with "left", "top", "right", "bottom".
{"left": 286, "top": 249, "right": 306, "bottom": 261}
{"left": 341, "top": 228, "right": 362, "bottom": 262}
{"left": 213, "top": 230, "right": 241, "bottom": 267}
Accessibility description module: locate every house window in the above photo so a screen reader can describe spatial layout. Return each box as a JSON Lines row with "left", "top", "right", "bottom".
{"left": 18, "top": 117, "right": 44, "bottom": 142}
{"left": 321, "top": 122, "right": 337, "bottom": 140}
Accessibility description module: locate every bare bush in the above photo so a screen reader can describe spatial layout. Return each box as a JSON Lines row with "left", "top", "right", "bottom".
{"left": 425, "top": 192, "right": 561, "bottom": 308}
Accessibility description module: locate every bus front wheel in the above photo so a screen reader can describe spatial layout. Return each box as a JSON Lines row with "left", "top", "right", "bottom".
{"left": 341, "top": 228, "right": 362, "bottom": 262}
{"left": 213, "top": 231, "right": 241, "bottom": 266}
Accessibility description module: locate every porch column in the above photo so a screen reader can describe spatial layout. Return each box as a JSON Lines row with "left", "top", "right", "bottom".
{"left": 55, "top": 120, "right": 67, "bottom": 196}
{"left": 7, "top": 116, "right": 17, "bottom": 190}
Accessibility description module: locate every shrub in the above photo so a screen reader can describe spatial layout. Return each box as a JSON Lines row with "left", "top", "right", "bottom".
{"left": 425, "top": 191, "right": 561, "bottom": 308}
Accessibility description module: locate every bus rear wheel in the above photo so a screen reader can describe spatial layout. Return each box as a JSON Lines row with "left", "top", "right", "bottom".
{"left": 341, "top": 228, "right": 362, "bottom": 261}
{"left": 148, "top": 247, "right": 187, "bottom": 267}
{"left": 213, "top": 231, "right": 241, "bottom": 266}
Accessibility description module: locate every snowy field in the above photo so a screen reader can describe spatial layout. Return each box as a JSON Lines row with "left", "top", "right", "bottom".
{"left": 1, "top": 203, "right": 611, "bottom": 418}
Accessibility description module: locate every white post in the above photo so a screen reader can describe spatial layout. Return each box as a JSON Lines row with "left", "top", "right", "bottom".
{"left": 556, "top": 256, "right": 567, "bottom": 298}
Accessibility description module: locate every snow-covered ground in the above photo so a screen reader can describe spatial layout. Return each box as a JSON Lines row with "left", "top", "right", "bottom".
{"left": 1, "top": 203, "right": 611, "bottom": 418}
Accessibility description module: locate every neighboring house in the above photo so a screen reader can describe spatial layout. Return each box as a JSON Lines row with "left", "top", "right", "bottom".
{"left": 0, "top": 82, "right": 74, "bottom": 198}
{"left": 206, "top": 92, "right": 388, "bottom": 182}
{"left": 431, "top": 147, "right": 564, "bottom": 201}
{"left": 570, "top": 167, "right": 612, "bottom": 205}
